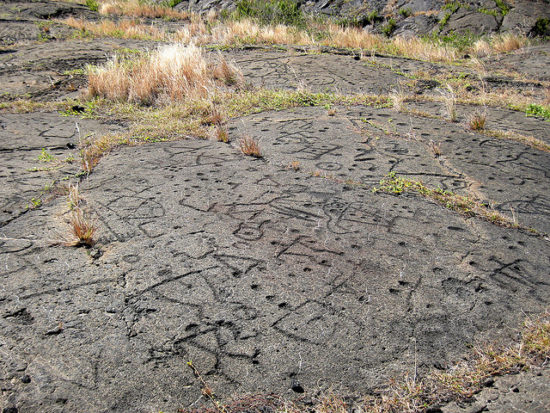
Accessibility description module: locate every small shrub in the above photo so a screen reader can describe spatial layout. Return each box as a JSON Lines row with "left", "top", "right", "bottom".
{"left": 366, "top": 10, "right": 381, "bottom": 25}
{"left": 531, "top": 18, "right": 550, "bottom": 37}
{"left": 468, "top": 111, "right": 487, "bottom": 130}
{"left": 239, "top": 136, "right": 262, "bottom": 157}
{"left": 37, "top": 148, "right": 55, "bottom": 162}
{"left": 86, "top": 0, "right": 99, "bottom": 12}
{"left": 495, "top": 0, "right": 510, "bottom": 16}
{"left": 382, "top": 18, "right": 396, "bottom": 37}
{"left": 399, "top": 8, "right": 412, "bottom": 18}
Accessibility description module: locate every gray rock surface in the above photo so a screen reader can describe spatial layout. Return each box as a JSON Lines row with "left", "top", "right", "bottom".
{"left": 1, "top": 2, "right": 550, "bottom": 412}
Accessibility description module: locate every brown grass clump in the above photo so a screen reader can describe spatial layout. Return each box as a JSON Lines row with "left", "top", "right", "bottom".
{"left": 468, "top": 111, "right": 487, "bottom": 130}
{"left": 99, "top": 0, "right": 190, "bottom": 20}
{"left": 392, "top": 36, "right": 458, "bottom": 62}
{"left": 323, "top": 25, "right": 382, "bottom": 50}
{"left": 239, "top": 136, "right": 262, "bottom": 158}
{"left": 472, "top": 33, "right": 529, "bottom": 57}
{"left": 67, "top": 207, "right": 96, "bottom": 246}
{"left": 491, "top": 33, "right": 528, "bottom": 53}
{"left": 87, "top": 44, "right": 242, "bottom": 105}
{"left": 215, "top": 126, "right": 229, "bottom": 143}
{"left": 64, "top": 184, "right": 96, "bottom": 247}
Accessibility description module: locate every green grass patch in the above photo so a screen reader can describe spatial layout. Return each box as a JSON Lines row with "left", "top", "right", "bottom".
{"left": 373, "top": 172, "right": 516, "bottom": 227}
{"left": 85, "top": 0, "right": 99, "bottom": 12}
{"left": 526, "top": 103, "right": 550, "bottom": 120}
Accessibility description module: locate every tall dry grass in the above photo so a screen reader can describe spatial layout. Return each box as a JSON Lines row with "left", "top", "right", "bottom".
{"left": 64, "top": 16, "right": 166, "bottom": 40}
{"left": 87, "top": 43, "right": 242, "bottom": 105}
{"left": 63, "top": 15, "right": 529, "bottom": 64}
{"left": 99, "top": 0, "right": 189, "bottom": 19}
{"left": 471, "top": 33, "right": 528, "bottom": 57}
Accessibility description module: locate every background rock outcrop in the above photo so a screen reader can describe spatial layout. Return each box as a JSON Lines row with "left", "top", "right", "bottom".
{"left": 174, "top": 0, "right": 550, "bottom": 37}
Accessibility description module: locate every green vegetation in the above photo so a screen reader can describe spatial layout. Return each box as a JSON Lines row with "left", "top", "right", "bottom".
{"left": 478, "top": 8, "right": 499, "bottom": 18}
{"left": 233, "top": 0, "right": 305, "bottom": 27}
{"left": 532, "top": 18, "right": 550, "bottom": 36}
{"left": 28, "top": 197, "right": 42, "bottom": 209}
{"left": 526, "top": 103, "right": 550, "bottom": 121}
{"left": 373, "top": 172, "right": 515, "bottom": 227}
{"left": 422, "top": 31, "right": 479, "bottom": 53}
{"left": 163, "top": 0, "right": 184, "bottom": 7}
{"left": 442, "top": 2, "right": 461, "bottom": 12}
{"left": 85, "top": 0, "right": 99, "bottom": 12}
{"left": 38, "top": 148, "right": 55, "bottom": 162}
{"left": 398, "top": 8, "right": 412, "bottom": 18}
{"left": 382, "top": 18, "right": 396, "bottom": 37}
{"left": 495, "top": 0, "right": 510, "bottom": 16}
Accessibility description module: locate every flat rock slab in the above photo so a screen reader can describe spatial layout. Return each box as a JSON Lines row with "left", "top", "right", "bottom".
{"left": 232, "top": 106, "right": 550, "bottom": 234}
{"left": 1, "top": 133, "right": 549, "bottom": 412}
{"left": 0, "top": 112, "right": 124, "bottom": 227}
{"left": 1, "top": 6, "right": 550, "bottom": 412}
{"left": 482, "top": 44, "right": 550, "bottom": 81}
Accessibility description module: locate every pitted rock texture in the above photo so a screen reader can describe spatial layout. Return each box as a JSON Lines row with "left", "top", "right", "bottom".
{"left": 1, "top": 2, "right": 550, "bottom": 412}
{"left": 1, "top": 113, "right": 550, "bottom": 411}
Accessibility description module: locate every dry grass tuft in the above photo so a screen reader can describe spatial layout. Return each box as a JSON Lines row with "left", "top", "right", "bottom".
{"left": 442, "top": 84, "right": 457, "bottom": 122}
{"left": 215, "top": 126, "right": 229, "bottom": 143}
{"left": 491, "top": 33, "right": 528, "bottom": 54}
{"left": 63, "top": 184, "right": 97, "bottom": 247}
{"left": 390, "top": 89, "right": 406, "bottom": 112}
{"left": 67, "top": 183, "right": 82, "bottom": 210}
{"left": 472, "top": 33, "right": 528, "bottom": 57}
{"left": 392, "top": 36, "right": 458, "bottom": 62}
{"left": 324, "top": 25, "right": 382, "bottom": 49}
{"left": 429, "top": 140, "right": 442, "bottom": 157}
{"left": 87, "top": 44, "right": 242, "bottom": 105}
{"left": 468, "top": 111, "right": 487, "bottom": 130}
{"left": 67, "top": 207, "right": 96, "bottom": 247}
{"left": 80, "top": 133, "right": 125, "bottom": 173}
{"left": 239, "top": 136, "right": 262, "bottom": 158}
